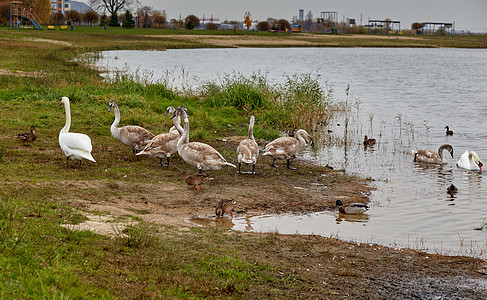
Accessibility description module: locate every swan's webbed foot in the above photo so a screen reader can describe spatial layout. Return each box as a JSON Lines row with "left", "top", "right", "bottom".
{"left": 163, "top": 157, "right": 171, "bottom": 167}
{"left": 270, "top": 159, "right": 279, "bottom": 168}
{"left": 286, "top": 159, "right": 296, "bottom": 170}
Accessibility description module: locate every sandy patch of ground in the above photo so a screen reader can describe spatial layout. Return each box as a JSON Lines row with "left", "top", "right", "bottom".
{"left": 24, "top": 37, "right": 72, "bottom": 46}
{"left": 0, "top": 69, "right": 43, "bottom": 77}
{"left": 61, "top": 213, "right": 138, "bottom": 237}
{"left": 147, "top": 33, "right": 423, "bottom": 48}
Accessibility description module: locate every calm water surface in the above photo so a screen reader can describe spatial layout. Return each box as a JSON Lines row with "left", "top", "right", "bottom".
{"left": 96, "top": 48, "right": 487, "bottom": 258}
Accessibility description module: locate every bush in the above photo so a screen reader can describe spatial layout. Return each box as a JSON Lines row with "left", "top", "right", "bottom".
{"left": 256, "top": 21, "right": 270, "bottom": 31}
{"left": 205, "top": 22, "right": 218, "bottom": 30}
{"left": 185, "top": 14, "right": 200, "bottom": 29}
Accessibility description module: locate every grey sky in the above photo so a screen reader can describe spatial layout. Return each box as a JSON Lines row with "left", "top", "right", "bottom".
{"left": 140, "top": 0, "right": 487, "bottom": 32}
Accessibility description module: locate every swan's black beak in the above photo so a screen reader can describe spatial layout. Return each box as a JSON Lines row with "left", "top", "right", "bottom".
{"left": 310, "top": 140, "right": 315, "bottom": 150}
{"left": 170, "top": 111, "right": 177, "bottom": 119}
{"left": 164, "top": 108, "right": 170, "bottom": 116}
{"left": 450, "top": 151, "right": 454, "bottom": 158}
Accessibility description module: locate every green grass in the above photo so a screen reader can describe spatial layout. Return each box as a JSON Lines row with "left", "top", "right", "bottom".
{"left": 0, "top": 26, "right": 486, "bottom": 298}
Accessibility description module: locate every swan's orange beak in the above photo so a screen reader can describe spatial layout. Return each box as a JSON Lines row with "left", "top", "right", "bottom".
{"left": 479, "top": 162, "right": 483, "bottom": 171}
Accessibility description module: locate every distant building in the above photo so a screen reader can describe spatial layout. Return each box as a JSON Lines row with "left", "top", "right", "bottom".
{"left": 51, "top": 0, "right": 71, "bottom": 14}
{"left": 71, "top": 1, "right": 93, "bottom": 14}
{"left": 298, "top": 9, "right": 304, "bottom": 22}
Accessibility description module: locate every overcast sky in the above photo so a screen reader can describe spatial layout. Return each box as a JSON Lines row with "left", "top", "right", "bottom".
{"left": 138, "top": 0, "right": 487, "bottom": 32}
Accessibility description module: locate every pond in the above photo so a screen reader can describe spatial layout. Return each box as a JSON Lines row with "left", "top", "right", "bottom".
{"left": 95, "top": 47, "right": 487, "bottom": 258}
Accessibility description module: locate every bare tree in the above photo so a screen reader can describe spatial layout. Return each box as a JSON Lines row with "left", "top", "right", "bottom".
{"left": 304, "top": 10, "right": 313, "bottom": 32}
{"left": 152, "top": 11, "right": 166, "bottom": 28}
{"left": 89, "top": 0, "right": 139, "bottom": 15}
{"left": 136, "top": 6, "right": 153, "bottom": 28}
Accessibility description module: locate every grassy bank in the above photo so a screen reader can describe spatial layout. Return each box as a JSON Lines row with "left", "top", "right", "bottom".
{"left": 1, "top": 28, "right": 487, "bottom": 298}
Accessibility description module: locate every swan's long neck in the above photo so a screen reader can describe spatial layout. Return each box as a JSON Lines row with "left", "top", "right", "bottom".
{"left": 172, "top": 114, "right": 184, "bottom": 137}
{"left": 438, "top": 145, "right": 448, "bottom": 161}
{"left": 177, "top": 111, "right": 190, "bottom": 149}
{"left": 111, "top": 103, "right": 121, "bottom": 133}
{"left": 61, "top": 100, "right": 71, "bottom": 133}
{"left": 295, "top": 131, "right": 307, "bottom": 148}
{"left": 248, "top": 116, "right": 255, "bottom": 140}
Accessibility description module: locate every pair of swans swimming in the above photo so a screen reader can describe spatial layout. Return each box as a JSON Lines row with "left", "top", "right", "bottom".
{"left": 413, "top": 144, "right": 483, "bottom": 171}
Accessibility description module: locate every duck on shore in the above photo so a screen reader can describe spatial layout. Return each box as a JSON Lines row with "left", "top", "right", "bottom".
{"left": 17, "top": 126, "right": 37, "bottom": 144}
{"left": 215, "top": 199, "right": 236, "bottom": 218}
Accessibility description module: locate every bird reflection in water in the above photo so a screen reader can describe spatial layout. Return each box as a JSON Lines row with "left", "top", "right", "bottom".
{"left": 336, "top": 213, "right": 370, "bottom": 224}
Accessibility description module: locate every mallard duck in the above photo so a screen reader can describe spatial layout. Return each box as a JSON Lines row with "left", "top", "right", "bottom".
{"left": 335, "top": 200, "right": 369, "bottom": 214}
{"left": 215, "top": 199, "right": 236, "bottom": 218}
{"left": 171, "top": 106, "right": 236, "bottom": 173}
{"left": 262, "top": 129, "right": 314, "bottom": 170}
{"left": 447, "top": 184, "right": 458, "bottom": 195}
{"left": 58, "top": 97, "right": 95, "bottom": 166}
{"left": 17, "top": 126, "right": 37, "bottom": 144}
{"left": 185, "top": 174, "right": 213, "bottom": 190}
{"left": 363, "top": 135, "right": 376, "bottom": 146}
{"left": 412, "top": 144, "right": 453, "bottom": 164}
{"left": 457, "top": 150, "right": 483, "bottom": 171}
{"left": 445, "top": 126, "right": 453, "bottom": 136}
{"left": 236, "top": 115, "right": 259, "bottom": 174}
{"left": 136, "top": 106, "right": 183, "bottom": 166}
{"left": 108, "top": 100, "right": 155, "bottom": 154}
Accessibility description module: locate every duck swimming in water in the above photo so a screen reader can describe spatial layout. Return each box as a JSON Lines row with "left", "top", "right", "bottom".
{"left": 335, "top": 200, "right": 369, "bottom": 215}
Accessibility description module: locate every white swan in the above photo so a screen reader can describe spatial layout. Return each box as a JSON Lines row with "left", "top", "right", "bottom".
{"left": 171, "top": 106, "right": 236, "bottom": 173}
{"left": 262, "top": 129, "right": 314, "bottom": 170}
{"left": 457, "top": 150, "right": 483, "bottom": 171}
{"left": 236, "top": 115, "right": 259, "bottom": 174}
{"left": 136, "top": 106, "right": 183, "bottom": 166}
{"left": 108, "top": 100, "right": 154, "bottom": 154}
{"left": 412, "top": 144, "right": 453, "bottom": 164}
{"left": 58, "top": 97, "right": 95, "bottom": 166}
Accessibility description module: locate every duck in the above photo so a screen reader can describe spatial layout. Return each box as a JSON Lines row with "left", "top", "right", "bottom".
{"left": 215, "top": 199, "right": 236, "bottom": 218}
{"left": 335, "top": 200, "right": 369, "bottom": 214}
{"left": 412, "top": 144, "right": 454, "bottom": 164}
{"left": 185, "top": 173, "right": 213, "bottom": 190}
{"left": 262, "top": 129, "right": 314, "bottom": 170}
{"left": 17, "top": 126, "right": 37, "bottom": 144}
{"left": 363, "top": 135, "right": 376, "bottom": 146}
{"left": 447, "top": 184, "right": 458, "bottom": 195}
{"left": 236, "top": 115, "right": 259, "bottom": 174}
{"left": 457, "top": 150, "right": 483, "bottom": 171}
{"left": 108, "top": 100, "right": 155, "bottom": 154}
{"left": 136, "top": 106, "right": 183, "bottom": 166}
{"left": 445, "top": 126, "right": 453, "bottom": 136}
{"left": 171, "top": 105, "right": 236, "bottom": 173}
{"left": 58, "top": 97, "right": 96, "bottom": 166}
